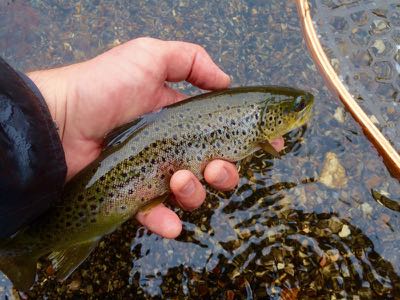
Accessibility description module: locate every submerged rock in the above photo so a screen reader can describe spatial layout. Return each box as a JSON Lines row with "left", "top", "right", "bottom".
{"left": 319, "top": 152, "right": 348, "bottom": 189}
{"left": 339, "top": 225, "right": 351, "bottom": 238}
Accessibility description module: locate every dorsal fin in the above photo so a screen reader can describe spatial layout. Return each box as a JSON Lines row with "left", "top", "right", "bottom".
{"left": 103, "top": 117, "right": 146, "bottom": 148}
{"left": 102, "top": 110, "right": 162, "bottom": 149}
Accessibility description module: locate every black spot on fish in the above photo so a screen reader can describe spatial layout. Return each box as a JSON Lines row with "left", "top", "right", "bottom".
{"left": 90, "top": 218, "right": 96, "bottom": 223}
{"left": 90, "top": 204, "right": 97, "bottom": 211}
{"left": 128, "top": 189, "right": 133, "bottom": 194}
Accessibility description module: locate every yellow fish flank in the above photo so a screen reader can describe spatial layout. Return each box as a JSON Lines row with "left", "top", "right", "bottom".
{"left": 0, "top": 86, "right": 313, "bottom": 290}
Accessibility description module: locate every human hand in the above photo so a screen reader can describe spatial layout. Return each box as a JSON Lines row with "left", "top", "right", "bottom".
{"left": 28, "top": 37, "right": 284, "bottom": 238}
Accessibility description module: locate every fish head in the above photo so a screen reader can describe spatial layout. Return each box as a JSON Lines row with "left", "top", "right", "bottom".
{"left": 259, "top": 89, "right": 314, "bottom": 140}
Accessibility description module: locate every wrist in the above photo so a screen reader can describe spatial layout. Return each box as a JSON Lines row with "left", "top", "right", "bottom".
{"left": 27, "top": 66, "right": 72, "bottom": 140}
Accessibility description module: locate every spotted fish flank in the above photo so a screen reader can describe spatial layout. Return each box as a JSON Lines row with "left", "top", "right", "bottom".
{"left": 0, "top": 86, "right": 313, "bottom": 290}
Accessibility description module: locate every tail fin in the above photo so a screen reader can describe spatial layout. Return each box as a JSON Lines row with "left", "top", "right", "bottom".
{"left": 0, "top": 254, "right": 38, "bottom": 291}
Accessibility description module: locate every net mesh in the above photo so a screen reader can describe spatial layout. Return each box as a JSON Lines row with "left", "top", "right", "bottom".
{"left": 310, "top": 0, "right": 400, "bottom": 151}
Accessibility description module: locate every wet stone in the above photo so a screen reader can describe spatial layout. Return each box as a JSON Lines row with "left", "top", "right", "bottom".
{"left": 319, "top": 152, "right": 348, "bottom": 189}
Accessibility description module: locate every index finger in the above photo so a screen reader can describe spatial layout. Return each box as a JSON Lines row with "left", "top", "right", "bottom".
{"left": 137, "top": 38, "right": 231, "bottom": 90}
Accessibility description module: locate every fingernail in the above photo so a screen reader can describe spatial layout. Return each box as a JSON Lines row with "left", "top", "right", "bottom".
{"left": 180, "top": 179, "right": 195, "bottom": 196}
{"left": 213, "top": 167, "right": 228, "bottom": 185}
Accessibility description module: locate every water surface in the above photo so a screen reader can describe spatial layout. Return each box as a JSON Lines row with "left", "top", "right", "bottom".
{"left": 1, "top": 0, "right": 399, "bottom": 298}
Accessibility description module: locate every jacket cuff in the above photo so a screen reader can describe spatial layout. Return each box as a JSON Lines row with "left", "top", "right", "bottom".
{"left": 0, "top": 57, "right": 67, "bottom": 237}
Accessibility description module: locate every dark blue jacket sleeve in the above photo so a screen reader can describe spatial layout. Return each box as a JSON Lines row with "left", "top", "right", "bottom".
{"left": 0, "top": 57, "right": 67, "bottom": 238}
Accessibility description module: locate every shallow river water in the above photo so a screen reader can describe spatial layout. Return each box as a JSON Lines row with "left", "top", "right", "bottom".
{"left": 0, "top": 0, "right": 399, "bottom": 299}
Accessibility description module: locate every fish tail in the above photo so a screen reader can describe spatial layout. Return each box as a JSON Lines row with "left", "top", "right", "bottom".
{"left": 0, "top": 252, "right": 38, "bottom": 291}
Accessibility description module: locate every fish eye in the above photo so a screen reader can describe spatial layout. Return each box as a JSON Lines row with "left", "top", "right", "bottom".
{"left": 293, "top": 96, "right": 306, "bottom": 112}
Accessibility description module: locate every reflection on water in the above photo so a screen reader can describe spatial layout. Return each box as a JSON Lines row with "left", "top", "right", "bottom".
{"left": 1, "top": 0, "right": 399, "bottom": 298}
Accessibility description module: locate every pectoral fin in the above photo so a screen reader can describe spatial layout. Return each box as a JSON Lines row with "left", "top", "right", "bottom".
{"left": 259, "top": 140, "right": 281, "bottom": 158}
{"left": 138, "top": 193, "right": 169, "bottom": 215}
{"left": 48, "top": 239, "right": 99, "bottom": 281}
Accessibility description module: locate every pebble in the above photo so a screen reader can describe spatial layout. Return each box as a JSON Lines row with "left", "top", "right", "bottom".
{"left": 68, "top": 280, "right": 81, "bottom": 291}
{"left": 361, "top": 203, "right": 373, "bottom": 215}
{"left": 338, "top": 225, "right": 351, "bottom": 238}
{"left": 372, "top": 39, "right": 386, "bottom": 54}
{"left": 369, "top": 115, "right": 380, "bottom": 125}
{"left": 319, "top": 152, "right": 348, "bottom": 189}
{"left": 326, "top": 249, "right": 340, "bottom": 262}
{"left": 366, "top": 175, "right": 382, "bottom": 188}
{"left": 333, "top": 107, "right": 345, "bottom": 123}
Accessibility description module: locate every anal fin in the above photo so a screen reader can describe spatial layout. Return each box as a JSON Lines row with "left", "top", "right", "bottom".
{"left": 48, "top": 239, "right": 98, "bottom": 281}
{"left": 259, "top": 140, "right": 281, "bottom": 158}
{"left": 138, "top": 193, "right": 169, "bottom": 215}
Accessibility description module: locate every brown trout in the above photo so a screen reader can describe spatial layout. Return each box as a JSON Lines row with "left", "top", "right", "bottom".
{"left": 0, "top": 86, "right": 313, "bottom": 290}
